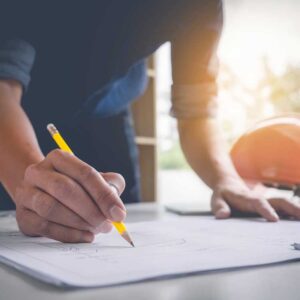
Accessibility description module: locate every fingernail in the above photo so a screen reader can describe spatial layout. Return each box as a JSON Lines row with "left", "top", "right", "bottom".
{"left": 271, "top": 211, "right": 279, "bottom": 222}
{"left": 110, "top": 205, "right": 126, "bottom": 221}
{"left": 83, "top": 232, "right": 94, "bottom": 243}
{"left": 215, "top": 209, "right": 230, "bottom": 219}
{"left": 100, "top": 220, "right": 113, "bottom": 233}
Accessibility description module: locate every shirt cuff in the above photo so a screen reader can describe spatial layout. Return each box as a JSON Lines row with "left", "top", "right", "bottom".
{"left": 170, "top": 83, "right": 218, "bottom": 119}
{"left": 0, "top": 39, "right": 36, "bottom": 91}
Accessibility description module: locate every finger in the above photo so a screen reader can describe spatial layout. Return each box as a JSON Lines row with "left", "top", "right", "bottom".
{"left": 16, "top": 207, "right": 40, "bottom": 237}
{"left": 45, "top": 150, "right": 126, "bottom": 221}
{"left": 100, "top": 172, "right": 126, "bottom": 196}
{"left": 223, "top": 189, "right": 279, "bottom": 222}
{"left": 21, "top": 186, "right": 113, "bottom": 234}
{"left": 211, "top": 194, "right": 231, "bottom": 219}
{"left": 250, "top": 198, "right": 279, "bottom": 222}
{"left": 25, "top": 165, "right": 108, "bottom": 229}
{"left": 269, "top": 198, "right": 300, "bottom": 220}
{"left": 222, "top": 189, "right": 256, "bottom": 212}
{"left": 17, "top": 209, "right": 94, "bottom": 243}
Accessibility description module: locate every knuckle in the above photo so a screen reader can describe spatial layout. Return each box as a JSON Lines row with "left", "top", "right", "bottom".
{"left": 79, "top": 165, "right": 97, "bottom": 181}
{"left": 97, "top": 187, "right": 116, "bottom": 206}
{"left": 39, "top": 220, "right": 50, "bottom": 236}
{"left": 252, "top": 198, "right": 264, "bottom": 207}
{"left": 51, "top": 177, "right": 73, "bottom": 198}
{"left": 243, "top": 194, "right": 259, "bottom": 203}
{"left": 47, "top": 149, "right": 63, "bottom": 161}
{"left": 234, "top": 192, "right": 248, "bottom": 200}
{"left": 24, "top": 163, "right": 38, "bottom": 180}
{"left": 115, "top": 173, "right": 126, "bottom": 192}
{"left": 35, "top": 196, "right": 56, "bottom": 219}
{"left": 249, "top": 198, "right": 261, "bottom": 209}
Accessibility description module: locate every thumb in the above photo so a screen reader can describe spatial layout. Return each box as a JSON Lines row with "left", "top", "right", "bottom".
{"left": 211, "top": 194, "right": 231, "bottom": 219}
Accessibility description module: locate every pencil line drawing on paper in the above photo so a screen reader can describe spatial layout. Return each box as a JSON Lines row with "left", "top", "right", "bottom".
{"left": 1, "top": 217, "right": 300, "bottom": 287}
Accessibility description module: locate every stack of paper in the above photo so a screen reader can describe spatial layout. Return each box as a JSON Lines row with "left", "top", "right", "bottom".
{"left": 0, "top": 215, "right": 299, "bottom": 287}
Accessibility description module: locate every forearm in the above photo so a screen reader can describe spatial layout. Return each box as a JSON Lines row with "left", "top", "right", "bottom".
{"left": 178, "top": 117, "right": 240, "bottom": 189}
{"left": 0, "top": 80, "right": 44, "bottom": 199}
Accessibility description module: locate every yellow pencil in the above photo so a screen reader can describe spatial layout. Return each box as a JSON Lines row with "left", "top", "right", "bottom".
{"left": 47, "top": 123, "right": 135, "bottom": 247}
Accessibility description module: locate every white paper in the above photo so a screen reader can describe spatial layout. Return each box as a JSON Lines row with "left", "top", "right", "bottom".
{"left": 0, "top": 215, "right": 300, "bottom": 288}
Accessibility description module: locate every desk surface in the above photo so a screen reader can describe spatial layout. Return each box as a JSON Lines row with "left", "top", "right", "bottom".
{"left": 1, "top": 203, "right": 300, "bottom": 300}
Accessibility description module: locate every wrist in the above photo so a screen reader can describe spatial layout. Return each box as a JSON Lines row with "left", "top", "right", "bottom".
{"left": 1, "top": 152, "right": 44, "bottom": 200}
{"left": 0, "top": 79, "right": 22, "bottom": 102}
{"left": 209, "top": 170, "right": 243, "bottom": 190}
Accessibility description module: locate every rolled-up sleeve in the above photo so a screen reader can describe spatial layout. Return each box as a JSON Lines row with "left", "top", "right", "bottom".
{"left": 0, "top": 38, "right": 36, "bottom": 90}
{"left": 171, "top": 82, "right": 218, "bottom": 118}
{"left": 171, "top": 0, "right": 223, "bottom": 119}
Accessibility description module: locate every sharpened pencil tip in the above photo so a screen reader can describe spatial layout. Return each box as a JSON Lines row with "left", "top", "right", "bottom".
{"left": 121, "top": 230, "right": 135, "bottom": 247}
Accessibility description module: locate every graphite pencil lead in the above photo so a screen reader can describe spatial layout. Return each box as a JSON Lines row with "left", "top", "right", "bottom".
{"left": 121, "top": 231, "right": 135, "bottom": 247}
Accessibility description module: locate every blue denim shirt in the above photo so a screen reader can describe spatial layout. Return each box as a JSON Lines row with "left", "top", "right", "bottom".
{"left": 0, "top": 0, "right": 223, "bottom": 209}
{"left": 0, "top": 0, "right": 222, "bottom": 119}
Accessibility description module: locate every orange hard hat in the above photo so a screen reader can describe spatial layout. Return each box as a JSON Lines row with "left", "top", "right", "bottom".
{"left": 231, "top": 114, "right": 300, "bottom": 187}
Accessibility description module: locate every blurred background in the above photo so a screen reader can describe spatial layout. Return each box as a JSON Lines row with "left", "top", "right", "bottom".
{"left": 156, "top": 0, "right": 300, "bottom": 204}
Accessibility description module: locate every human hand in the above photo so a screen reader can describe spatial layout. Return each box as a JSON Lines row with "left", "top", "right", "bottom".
{"left": 210, "top": 176, "right": 300, "bottom": 221}
{"left": 14, "top": 149, "right": 126, "bottom": 243}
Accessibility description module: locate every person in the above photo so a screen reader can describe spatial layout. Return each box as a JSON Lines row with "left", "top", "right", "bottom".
{"left": 0, "top": 0, "right": 299, "bottom": 243}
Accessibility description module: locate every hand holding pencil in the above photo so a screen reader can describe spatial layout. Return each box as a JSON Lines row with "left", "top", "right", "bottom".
{"left": 47, "top": 124, "right": 134, "bottom": 246}
{"left": 14, "top": 124, "right": 133, "bottom": 245}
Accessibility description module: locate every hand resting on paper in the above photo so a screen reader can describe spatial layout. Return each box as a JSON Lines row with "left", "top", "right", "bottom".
{"left": 177, "top": 117, "right": 300, "bottom": 223}
{"left": 210, "top": 176, "right": 300, "bottom": 221}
